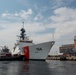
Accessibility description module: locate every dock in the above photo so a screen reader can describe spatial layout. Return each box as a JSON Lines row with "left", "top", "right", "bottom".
{"left": 47, "top": 55, "right": 76, "bottom": 61}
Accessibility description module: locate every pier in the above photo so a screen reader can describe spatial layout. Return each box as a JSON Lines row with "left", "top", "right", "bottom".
{"left": 47, "top": 55, "right": 76, "bottom": 61}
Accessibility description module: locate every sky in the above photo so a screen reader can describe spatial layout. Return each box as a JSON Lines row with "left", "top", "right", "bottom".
{"left": 0, "top": 0, "right": 76, "bottom": 55}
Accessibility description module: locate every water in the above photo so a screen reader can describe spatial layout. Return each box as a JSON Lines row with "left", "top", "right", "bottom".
{"left": 0, "top": 60, "right": 76, "bottom": 75}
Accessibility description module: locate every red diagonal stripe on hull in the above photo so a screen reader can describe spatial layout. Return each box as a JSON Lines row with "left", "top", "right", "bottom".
{"left": 23, "top": 46, "right": 29, "bottom": 59}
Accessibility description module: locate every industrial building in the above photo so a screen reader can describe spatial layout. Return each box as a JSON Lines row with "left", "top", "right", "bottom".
{"left": 59, "top": 36, "right": 76, "bottom": 56}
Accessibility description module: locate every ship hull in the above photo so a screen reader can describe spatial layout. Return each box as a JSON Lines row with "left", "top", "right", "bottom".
{"left": 23, "top": 41, "right": 55, "bottom": 60}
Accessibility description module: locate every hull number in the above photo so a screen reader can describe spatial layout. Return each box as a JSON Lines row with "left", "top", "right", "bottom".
{"left": 36, "top": 48, "right": 42, "bottom": 51}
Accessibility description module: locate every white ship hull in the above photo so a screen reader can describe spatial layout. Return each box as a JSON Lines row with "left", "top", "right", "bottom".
{"left": 23, "top": 41, "right": 55, "bottom": 60}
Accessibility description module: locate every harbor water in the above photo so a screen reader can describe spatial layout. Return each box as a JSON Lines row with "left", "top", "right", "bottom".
{"left": 0, "top": 60, "right": 76, "bottom": 75}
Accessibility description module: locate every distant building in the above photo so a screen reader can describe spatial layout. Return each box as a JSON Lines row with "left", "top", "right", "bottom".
{"left": 59, "top": 36, "right": 76, "bottom": 56}
{"left": 74, "top": 36, "right": 76, "bottom": 50}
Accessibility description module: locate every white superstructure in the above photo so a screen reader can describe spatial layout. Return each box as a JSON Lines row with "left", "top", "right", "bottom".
{"left": 12, "top": 22, "right": 55, "bottom": 60}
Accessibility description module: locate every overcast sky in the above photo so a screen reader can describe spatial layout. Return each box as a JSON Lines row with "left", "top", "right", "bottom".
{"left": 0, "top": 0, "right": 76, "bottom": 55}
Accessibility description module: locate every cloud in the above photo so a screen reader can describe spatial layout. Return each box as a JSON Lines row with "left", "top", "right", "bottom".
{"left": 34, "top": 13, "right": 43, "bottom": 21}
{"left": 0, "top": 22, "right": 21, "bottom": 47}
{"left": 50, "top": 7, "right": 76, "bottom": 22}
{"left": 18, "top": 9, "right": 33, "bottom": 19}
{"left": 1, "top": 9, "right": 33, "bottom": 20}
{"left": 51, "top": 0, "right": 74, "bottom": 9}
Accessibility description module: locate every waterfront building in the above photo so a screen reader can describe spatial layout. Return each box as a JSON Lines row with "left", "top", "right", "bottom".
{"left": 59, "top": 36, "right": 76, "bottom": 56}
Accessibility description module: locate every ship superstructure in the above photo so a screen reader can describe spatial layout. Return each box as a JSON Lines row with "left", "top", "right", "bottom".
{"left": 13, "top": 22, "right": 34, "bottom": 55}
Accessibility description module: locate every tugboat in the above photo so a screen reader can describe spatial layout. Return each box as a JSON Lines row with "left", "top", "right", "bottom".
{"left": 12, "top": 22, "right": 55, "bottom": 61}
{"left": 0, "top": 46, "right": 11, "bottom": 57}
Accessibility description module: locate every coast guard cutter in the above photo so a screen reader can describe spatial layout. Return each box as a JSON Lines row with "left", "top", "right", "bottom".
{"left": 12, "top": 22, "right": 55, "bottom": 60}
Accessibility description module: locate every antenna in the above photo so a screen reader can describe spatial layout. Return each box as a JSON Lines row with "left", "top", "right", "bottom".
{"left": 22, "top": 22, "right": 24, "bottom": 28}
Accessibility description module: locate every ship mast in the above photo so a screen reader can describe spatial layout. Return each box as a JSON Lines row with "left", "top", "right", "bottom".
{"left": 20, "top": 22, "right": 26, "bottom": 41}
